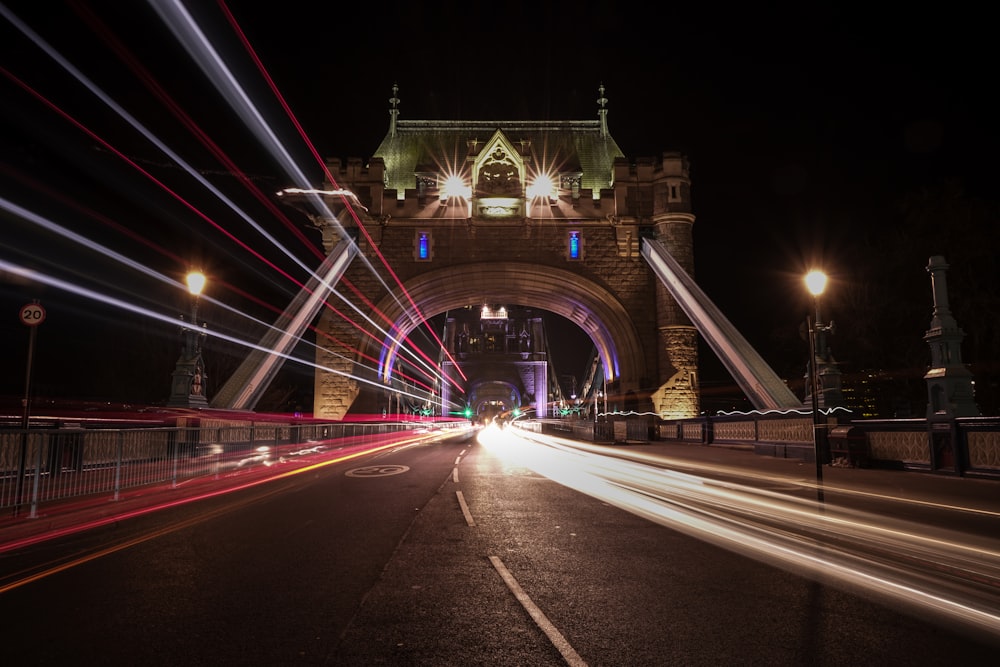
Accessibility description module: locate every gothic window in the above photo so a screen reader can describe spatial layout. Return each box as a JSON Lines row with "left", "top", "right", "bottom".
{"left": 478, "top": 147, "right": 520, "bottom": 195}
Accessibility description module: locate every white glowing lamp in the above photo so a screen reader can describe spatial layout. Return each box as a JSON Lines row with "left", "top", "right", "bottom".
{"left": 186, "top": 271, "right": 207, "bottom": 296}
{"left": 804, "top": 270, "right": 827, "bottom": 297}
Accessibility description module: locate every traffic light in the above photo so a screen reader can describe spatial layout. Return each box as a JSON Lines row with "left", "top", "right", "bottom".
{"left": 463, "top": 406, "right": 473, "bottom": 419}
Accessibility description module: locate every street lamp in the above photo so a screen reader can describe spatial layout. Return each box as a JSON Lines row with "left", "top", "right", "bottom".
{"left": 168, "top": 271, "right": 209, "bottom": 408}
{"left": 804, "top": 269, "right": 827, "bottom": 505}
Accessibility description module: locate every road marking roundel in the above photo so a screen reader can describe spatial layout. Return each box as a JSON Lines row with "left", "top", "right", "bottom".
{"left": 345, "top": 465, "right": 410, "bottom": 478}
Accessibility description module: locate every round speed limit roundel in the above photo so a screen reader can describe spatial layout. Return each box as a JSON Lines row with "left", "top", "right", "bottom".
{"left": 345, "top": 465, "right": 410, "bottom": 478}
{"left": 19, "top": 302, "right": 46, "bottom": 327}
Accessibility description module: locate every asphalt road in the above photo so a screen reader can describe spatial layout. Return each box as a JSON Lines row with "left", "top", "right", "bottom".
{"left": 2, "top": 427, "right": 998, "bottom": 666}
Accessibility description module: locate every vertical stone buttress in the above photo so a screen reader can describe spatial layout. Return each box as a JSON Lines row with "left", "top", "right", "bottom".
{"left": 309, "top": 159, "right": 388, "bottom": 420}
{"left": 650, "top": 153, "right": 699, "bottom": 418}
{"left": 312, "top": 222, "right": 362, "bottom": 420}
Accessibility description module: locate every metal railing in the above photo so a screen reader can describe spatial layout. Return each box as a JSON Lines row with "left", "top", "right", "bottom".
{"left": 1, "top": 420, "right": 464, "bottom": 516}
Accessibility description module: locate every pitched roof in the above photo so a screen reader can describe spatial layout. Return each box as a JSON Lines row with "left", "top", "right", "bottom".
{"left": 373, "top": 119, "right": 625, "bottom": 196}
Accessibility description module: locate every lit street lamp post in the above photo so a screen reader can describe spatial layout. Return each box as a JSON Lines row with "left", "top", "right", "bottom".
{"left": 804, "top": 269, "right": 827, "bottom": 506}
{"left": 167, "top": 271, "right": 209, "bottom": 408}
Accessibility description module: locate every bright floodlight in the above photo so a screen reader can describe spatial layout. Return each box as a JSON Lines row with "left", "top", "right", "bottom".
{"left": 186, "top": 271, "right": 207, "bottom": 296}
{"left": 804, "top": 270, "right": 827, "bottom": 297}
{"left": 527, "top": 173, "right": 557, "bottom": 200}
{"left": 441, "top": 174, "right": 471, "bottom": 199}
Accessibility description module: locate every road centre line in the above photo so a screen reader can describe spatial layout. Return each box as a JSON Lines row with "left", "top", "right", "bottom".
{"left": 488, "top": 555, "right": 588, "bottom": 667}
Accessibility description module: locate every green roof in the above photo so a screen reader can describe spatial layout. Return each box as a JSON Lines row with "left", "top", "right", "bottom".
{"left": 373, "top": 119, "right": 625, "bottom": 196}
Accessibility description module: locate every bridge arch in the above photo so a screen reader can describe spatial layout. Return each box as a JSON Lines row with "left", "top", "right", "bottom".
{"left": 297, "top": 107, "right": 701, "bottom": 421}
{"left": 364, "top": 262, "right": 645, "bottom": 398}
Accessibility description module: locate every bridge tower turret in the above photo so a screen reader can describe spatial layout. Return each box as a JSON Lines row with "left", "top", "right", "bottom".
{"left": 650, "top": 152, "right": 699, "bottom": 418}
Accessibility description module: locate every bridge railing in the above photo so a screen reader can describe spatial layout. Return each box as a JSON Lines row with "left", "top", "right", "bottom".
{"left": 654, "top": 414, "right": 1000, "bottom": 480}
{"left": 0, "top": 420, "right": 466, "bottom": 516}
{"left": 534, "top": 413, "right": 1000, "bottom": 480}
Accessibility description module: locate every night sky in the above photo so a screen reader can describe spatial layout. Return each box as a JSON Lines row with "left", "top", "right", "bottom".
{"left": 2, "top": 2, "right": 997, "bottom": 413}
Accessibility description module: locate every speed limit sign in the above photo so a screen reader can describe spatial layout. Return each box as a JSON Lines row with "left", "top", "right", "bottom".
{"left": 19, "top": 302, "right": 46, "bottom": 326}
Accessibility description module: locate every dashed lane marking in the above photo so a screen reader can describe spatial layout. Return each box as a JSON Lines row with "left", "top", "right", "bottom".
{"left": 456, "top": 491, "right": 476, "bottom": 526}
{"left": 489, "top": 556, "right": 588, "bottom": 666}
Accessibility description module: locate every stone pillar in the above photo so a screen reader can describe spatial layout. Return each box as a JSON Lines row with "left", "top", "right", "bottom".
{"left": 923, "top": 255, "right": 979, "bottom": 418}
{"left": 651, "top": 152, "right": 699, "bottom": 418}
{"left": 313, "top": 306, "right": 360, "bottom": 419}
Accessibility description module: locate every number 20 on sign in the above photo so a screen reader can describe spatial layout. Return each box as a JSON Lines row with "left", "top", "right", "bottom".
{"left": 20, "top": 302, "right": 46, "bottom": 326}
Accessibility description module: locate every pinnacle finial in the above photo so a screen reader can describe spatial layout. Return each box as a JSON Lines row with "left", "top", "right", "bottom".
{"left": 389, "top": 83, "right": 401, "bottom": 137}
{"left": 597, "top": 83, "right": 609, "bottom": 137}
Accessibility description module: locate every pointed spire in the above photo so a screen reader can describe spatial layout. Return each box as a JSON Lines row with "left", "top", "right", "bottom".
{"left": 597, "top": 83, "right": 609, "bottom": 138}
{"left": 389, "top": 83, "right": 400, "bottom": 137}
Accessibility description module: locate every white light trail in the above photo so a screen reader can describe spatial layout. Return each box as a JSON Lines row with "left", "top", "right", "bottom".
{"left": 479, "top": 425, "right": 1000, "bottom": 642}
{"left": 145, "top": 0, "right": 429, "bottom": 345}
{"left": 0, "top": 257, "right": 443, "bottom": 404}
{"left": 4, "top": 2, "right": 453, "bottom": 396}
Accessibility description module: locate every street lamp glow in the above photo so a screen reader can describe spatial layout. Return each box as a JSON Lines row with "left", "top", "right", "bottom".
{"left": 186, "top": 271, "right": 206, "bottom": 296}
{"left": 804, "top": 270, "right": 827, "bottom": 297}
{"left": 168, "top": 271, "right": 209, "bottom": 408}
{"left": 804, "top": 269, "right": 827, "bottom": 507}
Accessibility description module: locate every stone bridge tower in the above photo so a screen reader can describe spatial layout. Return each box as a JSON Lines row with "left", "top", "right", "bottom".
{"left": 285, "top": 85, "right": 698, "bottom": 420}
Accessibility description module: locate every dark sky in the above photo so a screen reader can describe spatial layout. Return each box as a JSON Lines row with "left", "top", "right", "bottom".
{"left": 2, "top": 1, "right": 996, "bottom": 408}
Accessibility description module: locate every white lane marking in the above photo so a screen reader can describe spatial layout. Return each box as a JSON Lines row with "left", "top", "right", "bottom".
{"left": 456, "top": 491, "right": 476, "bottom": 526}
{"left": 452, "top": 467, "right": 460, "bottom": 483}
{"left": 488, "top": 556, "right": 588, "bottom": 667}
{"left": 454, "top": 456, "right": 463, "bottom": 465}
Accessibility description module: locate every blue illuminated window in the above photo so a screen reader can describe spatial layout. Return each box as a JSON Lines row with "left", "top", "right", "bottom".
{"left": 568, "top": 231, "right": 580, "bottom": 260}
{"left": 418, "top": 232, "right": 430, "bottom": 260}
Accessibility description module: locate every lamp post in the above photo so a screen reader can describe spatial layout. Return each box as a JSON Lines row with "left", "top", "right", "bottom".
{"left": 804, "top": 269, "right": 827, "bottom": 505}
{"left": 168, "top": 271, "right": 209, "bottom": 408}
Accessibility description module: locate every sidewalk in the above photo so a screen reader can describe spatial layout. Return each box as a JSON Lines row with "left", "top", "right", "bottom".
{"left": 3, "top": 439, "right": 998, "bottom": 554}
